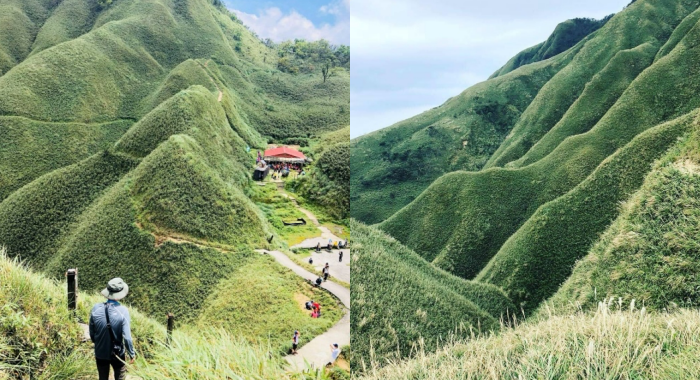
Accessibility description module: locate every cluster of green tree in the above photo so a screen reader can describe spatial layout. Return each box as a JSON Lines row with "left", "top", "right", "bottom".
{"left": 287, "top": 127, "right": 350, "bottom": 221}
{"left": 275, "top": 39, "right": 350, "bottom": 75}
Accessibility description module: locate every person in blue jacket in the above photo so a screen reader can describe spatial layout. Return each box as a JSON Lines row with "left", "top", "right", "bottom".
{"left": 89, "top": 278, "right": 136, "bottom": 380}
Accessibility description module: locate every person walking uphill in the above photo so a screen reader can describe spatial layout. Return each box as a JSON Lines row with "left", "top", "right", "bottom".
{"left": 89, "top": 278, "right": 136, "bottom": 380}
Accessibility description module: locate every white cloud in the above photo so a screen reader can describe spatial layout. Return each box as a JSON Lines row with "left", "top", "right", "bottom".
{"left": 232, "top": 2, "right": 349, "bottom": 45}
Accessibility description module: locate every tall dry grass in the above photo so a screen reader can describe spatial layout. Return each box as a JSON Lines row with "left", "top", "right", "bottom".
{"left": 359, "top": 300, "right": 700, "bottom": 379}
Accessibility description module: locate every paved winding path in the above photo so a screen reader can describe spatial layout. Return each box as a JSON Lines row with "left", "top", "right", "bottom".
{"left": 256, "top": 249, "right": 350, "bottom": 370}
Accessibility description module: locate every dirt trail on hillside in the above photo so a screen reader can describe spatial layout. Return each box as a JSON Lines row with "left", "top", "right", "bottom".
{"left": 256, "top": 249, "right": 350, "bottom": 370}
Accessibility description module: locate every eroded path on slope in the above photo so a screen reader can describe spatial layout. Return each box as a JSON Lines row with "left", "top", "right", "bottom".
{"left": 256, "top": 249, "right": 350, "bottom": 370}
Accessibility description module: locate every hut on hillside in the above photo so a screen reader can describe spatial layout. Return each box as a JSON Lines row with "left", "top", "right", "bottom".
{"left": 263, "top": 146, "right": 307, "bottom": 164}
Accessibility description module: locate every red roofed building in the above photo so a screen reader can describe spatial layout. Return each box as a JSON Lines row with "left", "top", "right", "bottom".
{"left": 263, "top": 146, "right": 307, "bottom": 163}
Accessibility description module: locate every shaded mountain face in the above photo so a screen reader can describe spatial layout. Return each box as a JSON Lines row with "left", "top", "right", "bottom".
{"left": 352, "top": 0, "right": 700, "bottom": 314}
{"left": 0, "top": 0, "right": 348, "bottom": 322}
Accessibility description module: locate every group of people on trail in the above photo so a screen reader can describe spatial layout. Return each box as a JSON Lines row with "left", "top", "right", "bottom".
{"left": 315, "top": 239, "right": 348, "bottom": 252}
{"left": 270, "top": 162, "right": 305, "bottom": 180}
{"left": 291, "top": 331, "right": 341, "bottom": 367}
{"left": 305, "top": 299, "right": 322, "bottom": 318}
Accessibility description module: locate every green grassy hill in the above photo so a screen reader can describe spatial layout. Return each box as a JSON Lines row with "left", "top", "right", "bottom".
{"left": 0, "top": 0, "right": 349, "bottom": 375}
{"left": 350, "top": 220, "right": 514, "bottom": 372}
{"left": 352, "top": 0, "right": 700, "bottom": 374}
{"left": 373, "top": 0, "right": 700, "bottom": 288}
{"left": 547, "top": 127, "right": 700, "bottom": 314}
{"left": 489, "top": 15, "right": 613, "bottom": 78}
{"left": 352, "top": 0, "right": 697, "bottom": 226}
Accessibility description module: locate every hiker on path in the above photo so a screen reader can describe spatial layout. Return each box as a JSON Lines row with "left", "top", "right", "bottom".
{"left": 322, "top": 263, "right": 330, "bottom": 281}
{"left": 315, "top": 276, "right": 323, "bottom": 287}
{"left": 292, "top": 330, "right": 300, "bottom": 354}
{"left": 339, "top": 250, "right": 343, "bottom": 262}
{"left": 89, "top": 278, "right": 135, "bottom": 380}
{"left": 316, "top": 242, "right": 321, "bottom": 252}
{"left": 328, "top": 343, "right": 341, "bottom": 366}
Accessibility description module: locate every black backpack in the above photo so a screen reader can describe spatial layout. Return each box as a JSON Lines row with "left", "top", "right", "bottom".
{"left": 104, "top": 303, "right": 123, "bottom": 357}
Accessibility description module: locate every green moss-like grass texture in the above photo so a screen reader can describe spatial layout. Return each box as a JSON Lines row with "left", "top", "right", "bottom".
{"left": 350, "top": 220, "right": 514, "bottom": 372}
{"left": 547, "top": 128, "right": 700, "bottom": 314}
{"left": 0, "top": 0, "right": 348, "bottom": 352}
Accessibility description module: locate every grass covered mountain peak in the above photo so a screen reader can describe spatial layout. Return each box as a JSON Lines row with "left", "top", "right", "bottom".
{"left": 0, "top": 0, "right": 349, "bottom": 377}
{"left": 352, "top": 0, "right": 700, "bottom": 375}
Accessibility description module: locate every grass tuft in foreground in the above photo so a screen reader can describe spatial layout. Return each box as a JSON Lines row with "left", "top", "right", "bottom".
{"left": 359, "top": 301, "right": 700, "bottom": 380}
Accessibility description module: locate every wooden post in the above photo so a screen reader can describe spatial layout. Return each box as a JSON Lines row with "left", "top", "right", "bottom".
{"left": 66, "top": 269, "right": 77, "bottom": 315}
{"left": 166, "top": 313, "right": 174, "bottom": 347}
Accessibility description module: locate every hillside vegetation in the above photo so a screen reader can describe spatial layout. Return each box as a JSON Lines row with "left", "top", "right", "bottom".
{"left": 490, "top": 15, "right": 613, "bottom": 78}
{"left": 0, "top": 250, "right": 337, "bottom": 380}
{"left": 358, "top": 302, "right": 700, "bottom": 380}
{"left": 350, "top": 221, "right": 514, "bottom": 372}
{"left": 288, "top": 127, "right": 350, "bottom": 221}
{"left": 0, "top": 0, "right": 349, "bottom": 373}
{"left": 352, "top": 0, "right": 700, "bottom": 374}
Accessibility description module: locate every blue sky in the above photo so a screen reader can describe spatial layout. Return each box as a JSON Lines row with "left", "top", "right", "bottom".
{"left": 225, "top": 0, "right": 349, "bottom": 45}
{"left": 351, "top": 0, "right": 632, "bottom": 138}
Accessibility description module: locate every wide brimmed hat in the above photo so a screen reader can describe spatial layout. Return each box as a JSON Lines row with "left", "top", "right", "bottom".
{"left": 101, "top": 278, "right": 129, "bottom": 300}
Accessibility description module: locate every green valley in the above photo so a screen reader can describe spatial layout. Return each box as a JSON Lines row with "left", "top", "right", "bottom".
{"left": 0, "top": 0, "right": 349, "bottom": 378}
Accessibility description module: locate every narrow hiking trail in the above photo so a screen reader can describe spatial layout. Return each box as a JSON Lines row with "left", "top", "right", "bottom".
{"left": 256, "top": 249, "right": 350, "bottom": 370}
{"left": 129, "top": 183, "right": 350, "bottom": 371}
{"left": 257, "top": 182, "right": 350, "bottom": 369}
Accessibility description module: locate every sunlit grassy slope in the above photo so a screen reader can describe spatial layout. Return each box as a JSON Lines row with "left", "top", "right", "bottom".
{"left": 358, "top": 302, "right": 700, "bottom": 380}
{"left": 0, "top": 0, "right": 349, "bottom": 361}
{"left": 352, "top": 0, "right": 700, "bottom": 374}
{"left": 0, "top": 250, "right": 339, "bottom": 380}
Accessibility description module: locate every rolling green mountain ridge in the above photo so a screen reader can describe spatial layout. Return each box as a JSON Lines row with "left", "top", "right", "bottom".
{"left": 0, "top": 0, "right": 349, "bottom": 377}
{"left": 352, "top": 0, "right": 700, "bottom": 375}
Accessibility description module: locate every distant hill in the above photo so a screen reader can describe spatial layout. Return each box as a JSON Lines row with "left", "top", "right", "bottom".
{"left": 0, "top": 0, "right": 348, "bottom": 338}
{"left": 490, "top": 15, "right": 613, "bottom": 78}
{"left": 352, "top": 0, "right": 700, "bottom": 373}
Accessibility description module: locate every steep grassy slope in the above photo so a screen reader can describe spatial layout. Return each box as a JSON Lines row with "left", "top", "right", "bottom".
{"left": 548, "top": 129, "right": 700, "bottom": 314}
{"left": 476, "top": 112, "right": 694, "bottom": 312}
{"left": 350, "top": 55, "right": 571, "bottom": 224}
{"left": 350, "top": 220, "right": 514, "bottom": 372}
{"left": 485, "top": 0, "right": 696, "bottom": 169}
{"left": 0, "top": 251, "right": 332, "bottom": 380}
{"left": 358, "top": 303, "right": 700, "bottom": 380}
{"left": 0, "top": 0, "right": 348, "bottom": 200}
{"left": 378, "top": 0, "right": 700, "bottom": 286}
{"left": 0, "top": 0, "right": 349, "bottom": 351}
{"left": 490, "top": 16, "right": 613, "bottom": 78}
